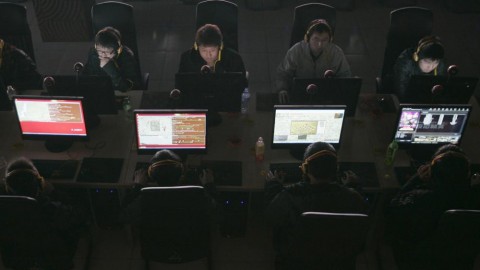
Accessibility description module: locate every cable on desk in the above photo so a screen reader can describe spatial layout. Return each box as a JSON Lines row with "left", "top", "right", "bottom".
{"left": 84, "top": 141, "right": 107, "bottom": 157}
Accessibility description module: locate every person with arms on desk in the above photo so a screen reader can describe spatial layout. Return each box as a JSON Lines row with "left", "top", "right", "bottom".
{"left": 393, "top": 35, "right": 447, "bottom": 101}
{"left": 120, "top": 149, "right": 217, "bottom": 225}
{"left": 82, "top": 27, "right": 141, "bottom": 92}
{"left": 265, "top": 142, "right": 367, "bottom": 269}
{"left": 385, "top": 144, "right": 472, "bottom": 269}
{"left": 276, "top": 19, "right": 351, "bottom": 104}
{"left": 0, "top": 157, "right": 87, "bottom": 270}
{"left": 178, "top": 24, "right": 246, "bottom": 74}
{"left": 0, "top": 38, "right": 42, "bottom": 91}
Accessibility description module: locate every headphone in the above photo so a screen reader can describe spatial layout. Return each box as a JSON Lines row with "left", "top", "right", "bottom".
{"left": 4, "top": 168, "right": 45, "bottom": 195}
{"left": 412, "top": 36, "right": 442, "bottom": 62}
{"left": 419, "top": 150, "right": 470, "bottom": 180}
{"left": 193, "top": 41, "right": 224, "bottom": 68}
{"left": 300, "top": 149, "right": 337, "bottom": 175}
{"left": 95, "top": 28, "right": 123, "bottom": 57}
{"left": 304, "top": 19, "right": 333, "bottom": 43}
{"left": 0, "top": 39, "right": 4, "bottom": 68}
{"left": 147, "top": 159, "right": 184, "bottom": 179}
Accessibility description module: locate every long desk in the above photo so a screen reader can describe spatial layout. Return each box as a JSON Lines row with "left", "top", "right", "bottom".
{"left": 1, "top": 90, "right": 480, "bottom": 191}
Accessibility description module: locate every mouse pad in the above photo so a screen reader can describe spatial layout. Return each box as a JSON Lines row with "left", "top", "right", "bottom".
{"left": 77, "top": 157, "right": 124, "bottom": 183}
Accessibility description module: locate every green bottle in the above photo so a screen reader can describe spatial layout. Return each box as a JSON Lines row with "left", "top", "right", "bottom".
{"left": 385, "top": 140, "right": 398, "bottom": 166}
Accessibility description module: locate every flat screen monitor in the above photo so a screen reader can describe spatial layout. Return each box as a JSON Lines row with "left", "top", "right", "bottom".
{"left": 393, "top": 104, "right": 471, "bottom": 149}
{"left": 174, "top": 72, "right": 246, "bottom": 112}
{"left": 13, "top": 95, "right": 89, "bottom": 152}
{"left": 271, "top": 105, "right": 346, "bottom": 157}
{"left": 291, "top": 77, "right": 362, "bottom": 117}
{"left": 134, "top": 109, "right": 208, "bottom": 155}
{"left": 44, "top": 75, "right": 117, "bottom": 115}
{"left": 404, "top": 75, "right": 478, "bottom": 104}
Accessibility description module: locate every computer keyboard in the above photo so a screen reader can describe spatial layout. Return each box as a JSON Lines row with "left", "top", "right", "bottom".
{"left": 270, "top": 162, "right": 379, "bottom": 188}
{"left": 77, "top": 157, "right": 124, "bottom": 183}
{"left": 189, "top": 161, "right": 243, "bottom": 186}
{"left": 32, "top": 159, "right": 79, "bottom": 180}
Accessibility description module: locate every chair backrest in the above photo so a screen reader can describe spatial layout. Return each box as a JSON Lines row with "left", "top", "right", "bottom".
{"left": 91, "top": 1, "right": 142, "bottom": 75}
{"left": 139, "top": 186, "right": 211, "bottom": 263}
{"left": 290, "top": 3, "right": 336, "bottom": 47}
{"left": 432, "top": 209, "right": 480, "bottom": 267}
{"left": 289, "top": 212, "right": 369, "bottom": 268}
{"left": 0, "top": 196, "right": 44, "bottom": 269}
{"left": 196, "top": 0, "right": 238, "bottom": 52}
{"left": 379, "top": 7, "right": 433, "bottom": 92}
{"left": 0, "top": 2, "right": 36, "bottom": 61}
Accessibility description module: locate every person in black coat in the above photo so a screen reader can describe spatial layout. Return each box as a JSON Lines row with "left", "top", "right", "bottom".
{"left": 83, "top": 27, "right": 141, "bottom": 92}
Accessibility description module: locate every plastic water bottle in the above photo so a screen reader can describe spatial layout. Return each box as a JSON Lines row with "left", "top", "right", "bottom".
{"left": 385, "top": 140, "right": 398, "bottom": 166}
{"left": 122, "top": 96, "right": 132, "bottom": 121}
{"left": 6, "top": 85, "right": 16, "bottom": 100}
{"left": 241, "top": 87, "right": 250, "bottom": 114}
{"left": 255, "top": 137, "right": 265, "bottom": 162}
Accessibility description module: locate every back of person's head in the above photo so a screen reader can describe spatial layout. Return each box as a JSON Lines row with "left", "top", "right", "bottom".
{"left": 195, "top": 24, "right": 223, "bottom": 47}
{"left": 4, "top": 157, "right": 44, "bottom": 198}
{"left": 95, "top": 26, "right": 122, "bottom": 52}
{"left": 301, "top": 142, "right": 338, "bottom": 181}
{"left": 304, "top": 19, "right": 333, "bottom": 42}
{"left": 430, "top": 146, "right": 470, "bottom": 188}
{"left": 414, "top": 35, "right": 444, "bottom": 61}
{"left": 148, "top": 150, "right": 184, "bottom": 186}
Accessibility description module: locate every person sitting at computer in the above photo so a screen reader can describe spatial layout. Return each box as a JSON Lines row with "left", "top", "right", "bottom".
{"left": 393, "top": 35, "right": 447, "bottom": 101}
{"left": 276, "top": 19, "right": 351, "bottom": 104}
{"left": 82, "top": 27, "right": 141, "bottom": 92}
{"left": 0, "top": 157, "right": 87, "bottom": 270}
{"left": 0, "top": 38, "right": 42, "bottom": 91}
{"left": 264, "top": 142, "right": 367, "bottom": 269}
{"left": 178, "top": 24, "right": 246, "bottom": 75}
{"left": 385, "top": 144, "right": 472, "bottom": 269}
{"left": 120, "top": 149, "right": 217, "bottom": 225}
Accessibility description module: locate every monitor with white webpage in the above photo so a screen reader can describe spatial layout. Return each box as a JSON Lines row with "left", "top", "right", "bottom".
{"left": 134, "top": 109, "right": 208, "bottom": 155}
{"left": 271, "top": 105, "right": 346, "bottom": 156}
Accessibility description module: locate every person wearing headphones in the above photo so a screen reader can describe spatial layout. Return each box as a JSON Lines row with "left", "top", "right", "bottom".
{"left": 178, "top": 24, "right": 246, "bottom": 74}
{"left": 393, "top": 35, "right": 447, "bottom": 101}
{"left": 120, "top": 149, "right": 217, "bottom": 225}
{"left": 83, "top": 26, "right": 141, "bottom": 92}
{"left": 0, "top": 157, "right": 87, "bottom": 270}
{"left": 385, "top": 144, "right": 473, "bottom": 269}
{"left": 264, "top": 142, "right": 366, "bottom": 269}
{"left": 0, "top": 38, "right": 42, "bottom": 91}
{"left": 276, "top": 19, "right": 351, "bottom": 104}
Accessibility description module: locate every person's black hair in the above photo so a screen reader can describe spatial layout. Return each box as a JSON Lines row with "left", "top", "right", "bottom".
{"left": 149, "top": 150, "right": 183, "bottom": 186}
{"left": 4, "top": 157, "right": 42, "bottom": 198}
{"left": 306, "top": 19, "right": 332, "bottom": 41}
{"left": 303, "top": 142, "right": 337, "bottom": 180}
{"left": 430, "top": 144, "right": 470, "bottom": 188}
{"left": 95, "top": 26, "right": 122, "bottom": 51}
{"left": 417, "top": 42, "right": 444, "bottom": 60}
{"left": 195, "top": 24, "right": 223, "bottom": 47}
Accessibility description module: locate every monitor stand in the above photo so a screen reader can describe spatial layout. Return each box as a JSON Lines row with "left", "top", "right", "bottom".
{"left": 45, "top": 138, "right": 74, "bottom": 153}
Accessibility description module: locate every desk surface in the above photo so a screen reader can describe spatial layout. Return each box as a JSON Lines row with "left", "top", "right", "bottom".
{"left": 1, "top": 91, "right": 479, "bottom": 191}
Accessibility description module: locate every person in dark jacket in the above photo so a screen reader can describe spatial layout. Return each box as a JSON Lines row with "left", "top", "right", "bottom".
{"left": 393, "top": 35, "right": 447, "bottom": 101}
{"left": 0, "top": 38, "right": 42, "bottom": 91}
{"left": 385, "top": 144, "right": 472, "bottom": 270}
{"left": 265, "top": 142, "right": 367, "bottom": 269}
{"left": 82, "top": 27, "right": 141, "bottom": 92}
{"left": 178, "top": 24, "right": 246, "bottom": 75}
{"left": 0, "top": 157, "right": 87, "bottom": 270}
{"left": 120, "top": 149, "right": 217, "bottom": 225}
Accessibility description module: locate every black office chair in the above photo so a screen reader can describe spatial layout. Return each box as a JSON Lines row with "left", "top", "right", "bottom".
{"left": 91, "top": 1, "right": 149, "bottom": 90}
{"left": 376, "top": 7, "right": 433, "bottom": 94}
{"left": 196, "top": 0, "right": 238, "bottom": 52}
{"left": 289, "top": 3, "right": 336, "bottom": 47}
{"left": 139, "top": 186, "right": 212, "bottom": 269}
{"left": 287, "top": 211, "right": 369, "bottom": 270}
{"left": 0, "top": 2, "right": 36, "bottom": 62}
{"left": 0, "top": 195, "right": 84, "bottom": 270}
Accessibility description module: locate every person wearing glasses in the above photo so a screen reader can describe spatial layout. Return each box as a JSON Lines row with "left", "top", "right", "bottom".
{"left": 83, "top": 27, "right": 141, "bottom": 91}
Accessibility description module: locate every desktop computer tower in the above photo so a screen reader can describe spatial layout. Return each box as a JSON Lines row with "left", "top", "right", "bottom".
{"left": 219, "top": 191, "right": 249, "bottom": 237}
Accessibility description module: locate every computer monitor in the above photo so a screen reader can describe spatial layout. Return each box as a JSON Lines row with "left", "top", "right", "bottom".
{"left": 174, "top": 72, "right": 246, "bottom": 112}
{"left": 271, "top": 105, "right": 346, "bottom": 159}
{"left": 44, "top": 75, "right": 117, "bottom": 115}
{"left": 404, "top": 75, "right": 478, "bottom": 104}
{"left": 13, "top": 95, "right": 89, "bottom": 152}
{"left": 392, "top": 104, "right": 472, "bottom": 161}
{"left": 134, "top": 109, "right": 208, "bottom": 155}
{"left": 291, "top": 77, "right": 362, "bottom": 117}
